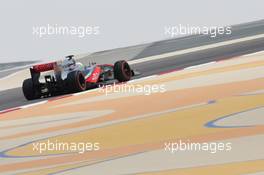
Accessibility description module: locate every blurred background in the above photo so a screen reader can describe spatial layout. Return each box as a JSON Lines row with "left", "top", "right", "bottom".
{"left": 0, "top": 0, "right": 263, "bottom": 62}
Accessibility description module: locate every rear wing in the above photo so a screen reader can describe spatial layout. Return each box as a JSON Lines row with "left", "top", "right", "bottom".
{"left": 31, "top": 62, "right": 56, "bottom": 73}
{"left": 29, "top": 62, "right": 57, "bottom": 86}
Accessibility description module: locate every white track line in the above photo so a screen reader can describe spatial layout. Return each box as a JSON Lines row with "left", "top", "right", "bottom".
{"left": 128, "top": 75, "right": 158, "bottom": 83}
{"left": 128, "top": 34, "right": 264, "bottom": 65}
{"left": 184, "top": 61, "right": 216, "bottom": 70}
{"left": 0, "top": 70, "right": 24, "bottom": 81}
{"left": 20, "top": 100, "right": 48, "bottom": 109}
{"left": 242, "top": 50, "right": 264, "bottom": 57}
{"left": 72, "top": 88, "right": 99, "bottom": 96}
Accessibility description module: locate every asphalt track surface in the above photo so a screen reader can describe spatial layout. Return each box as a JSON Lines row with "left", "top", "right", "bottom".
{"left": 1, "top": 20, "right": 264, "bottom": 111}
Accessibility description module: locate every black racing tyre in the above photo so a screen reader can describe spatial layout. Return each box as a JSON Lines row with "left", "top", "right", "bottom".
{"left": 66, "top": 71, "right": 86, "bottom": 92}
{"left": 22, "top": 78, "right": 41, "bottom": 100}
{"left": 114, "top": 60, "right": 132, "bottom": 82}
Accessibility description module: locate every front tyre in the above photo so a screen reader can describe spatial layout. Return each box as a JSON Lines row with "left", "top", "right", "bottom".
{"left": 114, "top": 60, "right": 132, "bottom": 82}
{"left": 22, "top": 78, "right": 41, "bottom": 100}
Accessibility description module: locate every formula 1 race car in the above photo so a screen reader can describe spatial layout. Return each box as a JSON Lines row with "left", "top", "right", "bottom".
{"left": 22, "top": 55, "right": 135, "bottom": 100}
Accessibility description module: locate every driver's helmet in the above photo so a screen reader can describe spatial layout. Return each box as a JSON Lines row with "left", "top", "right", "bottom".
{"left": 61, "top": 55, "right": 76, "bottom": 70}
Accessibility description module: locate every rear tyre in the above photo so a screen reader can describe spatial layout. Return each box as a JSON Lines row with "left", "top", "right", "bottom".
{"left": 66, "top": 71, "right": 86, "bottom": 92}
{"left": 114, "top": 60, "right": 132, "bottom": 82}
{"left": 22, "top": 78, "right": 41, "bottom": 100}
